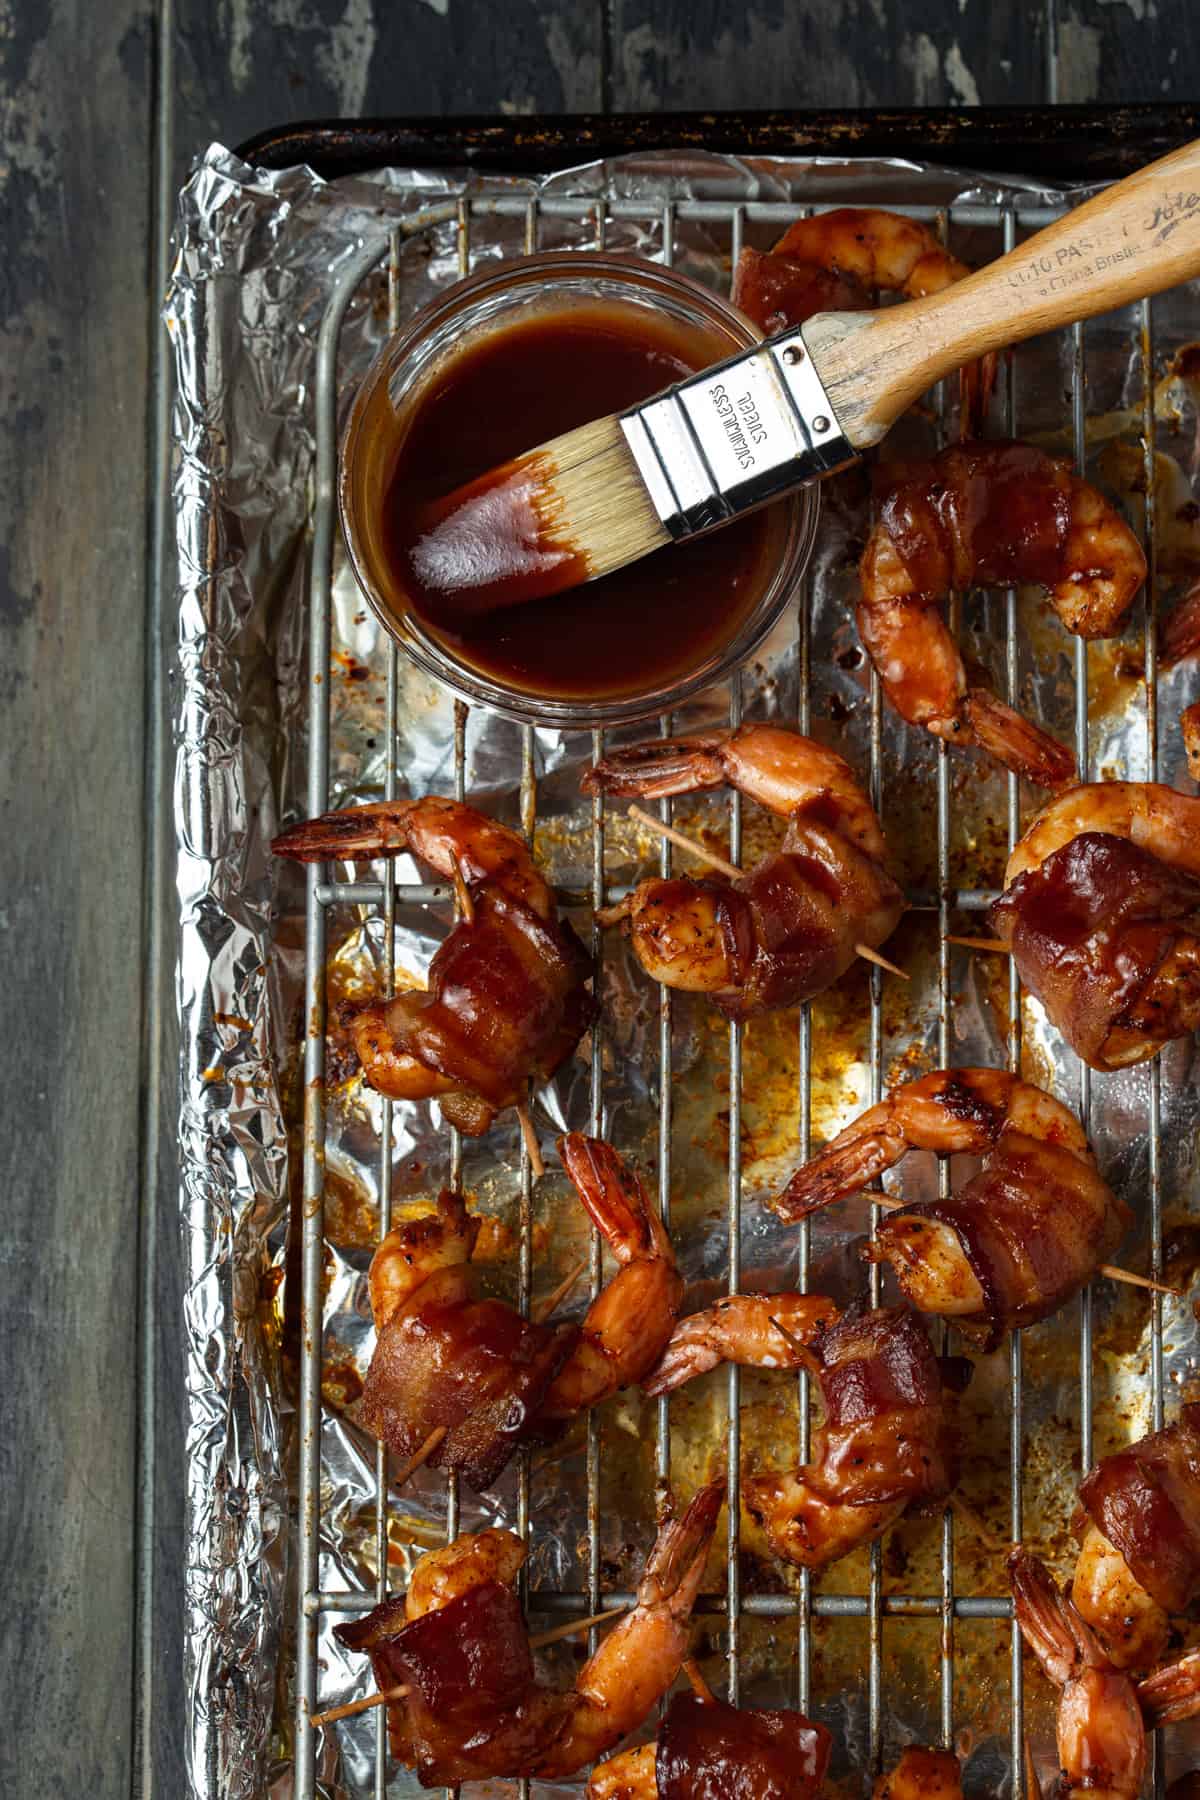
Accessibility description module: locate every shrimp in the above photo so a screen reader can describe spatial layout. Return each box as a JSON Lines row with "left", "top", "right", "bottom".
{"left": 995, "top": 782, "right": 1200, "bottom": 1070}
{"left": 273, "top": 795, "right": 594, "bottom": 1135}
{"left": 642, "top": 1292, "right": 839, "bottom": 1397}
{"left": 1138, "top": 1649, "right": 1200, "bottom": 1726}
{"left": 1010, "top": 1547, "right": 1147, "bottom": 1800}
{"left": 533, "top": 1479, "right": 726, "bottom": 1777}
{"left": 858, "top": 442, "right": 1147, "bottom": 786}
{"left": 873, "top": 1746, "right": 964, "bottom": 1799}
{"left": 367, "top": 1188, "right": 477, "bottom": 1328}
{"left": 363, "top": 1137, "right": 681, "bottom": 1490}
{"left": 1071, "top": 1524, "right": 1171, "bottom": 1674}
{"left": 742, "top": 1304, "right": 967, "bottom": 1574}
{"left": 584, "top": 724, "right": 903, "bottom": 1019}
{"left": 731, "top": 207, "right": 995, "bottom": 435}
{"left": 587, "top": 1743, "right": 657, "bottom": 1800}
{"left": 1072, "top": 1406, "right": 1200, "bottom": 1672}
{"left": 405, "top": 1526, "right": 527, "bottom": 1621}
{"left": 773, "top": 1069, "right": 1130, "bottom": 1351}
{"left": 538, "top": 1134, "right": 684, "bottom": 1420}
{"left": 334, "top": 1480, "right": 724, "bottom": 1787}
{"left": 1005, "top": 782, "right": 1200, "bottom": 883}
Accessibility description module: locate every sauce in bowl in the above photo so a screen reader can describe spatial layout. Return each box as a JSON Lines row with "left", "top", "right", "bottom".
{"left": 378, "top": 304, "right": 782, "bottom": 704}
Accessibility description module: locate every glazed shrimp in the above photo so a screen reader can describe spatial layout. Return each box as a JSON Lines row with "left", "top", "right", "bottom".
{"left": 1005, "top": 781, "right": 1200, "bottom": 883}
{"left": 1138, "top": 1648, "right": 1200, "bottom": 1727}
{"left": 1010, "top": 1548, "right": 1147, "bottom": 1800}
{"left": 873, "top": 1747, "right": 964, "bottom": 1799}
{"left": 858, "top": 442, "right": 1147, "bottom": 786}
{"left": 774, "top": 1069, "right": 1129, "bottom": 1350}
{"left": 363, "top": 1138, "right": 680, "bottom": 1490}
{"left": 334, "top": 1481, "right": 724, "bottom": 1787}
{"left": 273, "top": 795, "right": 594, "bottom": 1135}
{"left": 539, "top": 1134, "right": 684, "bottom": 1420}
{"left": 732, "top": 207, "right": 995, "bottom": 435}
{"left": 742, "top": 1304, "right": 966, "bottom": 1573}
{"left": 405, "top": 1526, "right": 527, "bottom": 1621}
{"left": 994, "top": 782, "right": 1200, "bottom": 1069}
{"left": 367, "top": 1188, "right": 477, "bottom": 1328}
{"left": 584, "top": 723, "right": 903, "bottom": 1019}
{"left": 1071, "top": 1405, "right": 1200, "bottom": 1672}
{"left": 587, "top": 1743, "right": 657, "bottom": 1799}
{"left": 1071, "top": 1524, "right": 1171, "bottom": 1674}
{"left": 534, "top": 1479, "right": 726, "bottom": 1778}
{"left": 642, "top": 1292, "right": 839, "bottom": 1397}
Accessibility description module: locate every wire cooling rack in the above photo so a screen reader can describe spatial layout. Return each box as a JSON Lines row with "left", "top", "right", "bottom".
{"left": 291, "top": 188, "right": 1169, "bottom": 1800}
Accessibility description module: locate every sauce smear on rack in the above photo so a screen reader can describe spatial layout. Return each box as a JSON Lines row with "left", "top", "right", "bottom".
{"left": 377, "top": 303, "right": 781, "bottom": 703}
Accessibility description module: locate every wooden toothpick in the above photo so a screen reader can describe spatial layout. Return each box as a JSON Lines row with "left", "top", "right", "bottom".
{"left": 516, "top": 1100, "right": 545, "bottom": 1181}
{"left": 945, "top": 934, "right": 1011, "bottom": 954}
{"left": 683, "top": 1658, "right": 717, "bottom": 1706}
{"left": 392, "top": 1424, "right": 448, "bottom": 1489}
{"left": 1097, "top": 1263, "right": 1182, "bottom": 1298}
{"left": 527, "top": 1604, "right": 630, "bottom": 1650}
{"left": 450, "top": 852, "right": 476, "bottom": 927}
{"left": 534, "top": 1257, "right": 589, "bottom": 1324}
{"left": 627, "top": 803, "right": 743, "bottom": 880}
{"left": 624, "top": 804, "right": 907, "bottom": 979}
{"left": 856, "top": 943, "right": 910, "bottom": 981}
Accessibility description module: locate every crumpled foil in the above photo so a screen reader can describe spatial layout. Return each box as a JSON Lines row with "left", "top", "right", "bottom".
{"left": 167, "top": 141, "right": 1200, "bottom": 1800}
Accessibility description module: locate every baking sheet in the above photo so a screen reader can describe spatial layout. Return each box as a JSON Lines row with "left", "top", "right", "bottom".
{"left": 166, "top": 142, "right": 1200, "bottom": 1799}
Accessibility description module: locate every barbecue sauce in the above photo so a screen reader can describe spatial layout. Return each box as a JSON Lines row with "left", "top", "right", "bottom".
{"left": 376, "top": 303, "right": 784, "bottom": 703}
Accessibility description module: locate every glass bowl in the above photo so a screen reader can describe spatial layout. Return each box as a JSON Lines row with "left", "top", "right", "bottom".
{"left": 339, "top": 249, "right": 819, "bottom": 729}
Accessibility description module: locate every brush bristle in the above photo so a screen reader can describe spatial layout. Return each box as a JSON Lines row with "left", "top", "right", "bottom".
{"left": 528, "top": 415, "right": 670, "bottom": 580}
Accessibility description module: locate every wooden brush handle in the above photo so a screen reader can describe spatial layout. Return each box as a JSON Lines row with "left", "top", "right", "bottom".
{"left": 805, "top": 136, "right": 1200, "bottom": 448}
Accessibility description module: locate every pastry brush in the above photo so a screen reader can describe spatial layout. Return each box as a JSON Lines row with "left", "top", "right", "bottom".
{"left": 410, "top": 136, "right": 1200, "bottom": 617}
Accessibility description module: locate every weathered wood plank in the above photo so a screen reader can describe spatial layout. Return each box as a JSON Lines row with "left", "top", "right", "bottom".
{"left": 0, "top": 2, "right": 152, "bottom": 1795}
{"left": 608, "top": 0, "right": 1047, "bottom": 112}
{"left": 1055, "top": 0, "right": 1200, "bottom": 106}
{"left": 173, "top": 0, "right": 603, "bottom": 176}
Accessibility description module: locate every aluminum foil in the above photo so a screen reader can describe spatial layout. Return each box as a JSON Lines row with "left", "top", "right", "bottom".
{"left": 167, "top": 141, "right": 1200, "bottom": 1800}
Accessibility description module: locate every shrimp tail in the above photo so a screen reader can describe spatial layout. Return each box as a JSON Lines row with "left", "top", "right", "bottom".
{"left": 640, "top": 1478, "right": 726, "bottom": 1608}
{"left": 963, "top": 690, "right": 1078, "bottom": 791}
{"left": 1009, "top": 1547, "right": 1106, "bottom": 1687}
{"left": 272, "top": 797, "right": 417, "bottom": 863}
{"left": 558, "top": 1134, "right": 657, "bottom": 1260}
{"left": 772, "top": 1125, "right": 906, "bottom": 1221}
{"left": 582, "top": 733, "right": 732, "bottom": 799}
{"left": 1137, "top": 1647, "right": 1200, "bottom": 1726}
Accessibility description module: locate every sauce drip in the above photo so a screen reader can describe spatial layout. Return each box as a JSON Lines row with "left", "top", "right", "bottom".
{"left": 379, "top": 304, "right": 780, "bottom": 703}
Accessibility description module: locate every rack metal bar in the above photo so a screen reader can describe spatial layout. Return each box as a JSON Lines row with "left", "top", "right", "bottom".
{"left": 307, "top": 1588, "right": 1018, "bottom": 1621}
{"left": 291, "top": 181, "right": 1174, "bottom": 1800}
{"left": 428, "top": 192, "right": 1076, "bottom": 230}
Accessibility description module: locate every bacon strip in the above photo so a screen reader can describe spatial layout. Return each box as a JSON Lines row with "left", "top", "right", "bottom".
{"left": 656, "top": 1692, "right": 832, "bottom": 1800}
{"left": 362, "top": 1265, "right": 578, "bottom": 1491}
{"left": 876, "top": 1132, "right": 1129, "bottom": 1352}
{"left": 990, "top": 831, "right": 1200, "bottom": 1071}
{"left": 334, "top": 1582, "right": 570, "bottom": 1783}
{"left": 1078, "top": 1406, "right": 1200, "bottom": 1613}
{"left": 808, "top": 1303, "right": 967, "bottom": 1506}
{"left": 376, "top": 884, "right": 594, "bottom": 1121}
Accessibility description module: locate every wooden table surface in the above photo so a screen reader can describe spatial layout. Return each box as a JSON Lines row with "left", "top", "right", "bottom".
{"left": 2, "top": 2, "right": 1196, "bottom": 1793}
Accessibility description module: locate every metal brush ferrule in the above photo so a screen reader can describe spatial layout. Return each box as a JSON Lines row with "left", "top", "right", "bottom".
{"left": 619, "top": 328, "right": 855, "bottom": 539}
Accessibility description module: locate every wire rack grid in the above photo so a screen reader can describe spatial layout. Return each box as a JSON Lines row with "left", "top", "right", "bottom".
{"left": 291, "top": 185, "right": 1168, "bottom": 1800}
